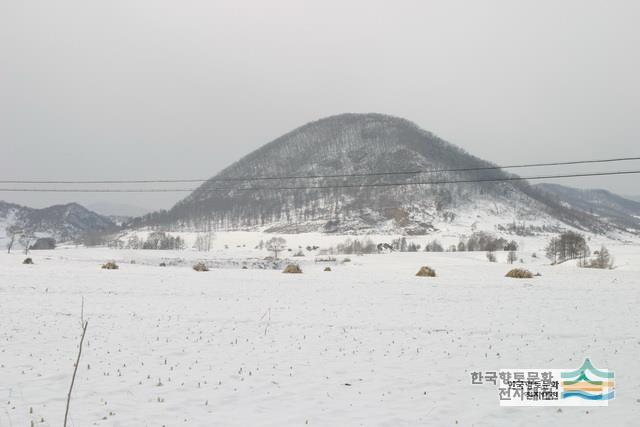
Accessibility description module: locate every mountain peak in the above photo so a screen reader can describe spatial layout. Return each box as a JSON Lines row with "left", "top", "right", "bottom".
{"left": 300, "top": 112, "right": 422, "bottom": 128}
{"left": 129, "top": 113, "right": 620, "bottom": 235}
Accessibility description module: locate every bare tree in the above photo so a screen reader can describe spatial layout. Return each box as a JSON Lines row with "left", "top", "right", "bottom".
{"left": 19, "top": 230, "right": 36, "bottom": 255}
{"left": 507, "top": 250, "right": 517, "bottom": 264}
{"left": 64, "top": 320, "right": 88, "bottom": 427}
{"left": 6, "top": 225, "right": 21, "bottom": 254}
{"left": 65, "top": 297, "right": 88, "bottom": 427}
{"left": 266, "top": 236, "right": 286, "bottom": 259}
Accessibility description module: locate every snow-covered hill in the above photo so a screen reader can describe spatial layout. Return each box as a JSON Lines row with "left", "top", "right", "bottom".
{"left": 0, "top": 200, "right": 116, "bottom": 244}
{"left": 131, "top": 113, "right": 616, "bottom": 235}
{"left": 536, "top": 183, "right": 640, "bottom": 234}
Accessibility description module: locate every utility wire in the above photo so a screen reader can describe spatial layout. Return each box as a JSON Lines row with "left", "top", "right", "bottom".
{"left": 0, "top": 169, "right": 638, "bottom": 193}
{"left": 0, "top": 155, "right": 639, "bottom": 184}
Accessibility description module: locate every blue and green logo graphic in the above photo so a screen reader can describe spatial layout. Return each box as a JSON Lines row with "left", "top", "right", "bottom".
{"left": 560, "top": 358, "right": 615, "bottom": 401}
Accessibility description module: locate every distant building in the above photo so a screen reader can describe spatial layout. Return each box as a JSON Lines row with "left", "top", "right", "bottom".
{"left": 30, "top": 238, "right": 56, "bottom": 250}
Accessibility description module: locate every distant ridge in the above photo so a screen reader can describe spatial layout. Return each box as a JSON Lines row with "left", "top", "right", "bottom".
{"left": 0, "top": 200, "right": 116, "bottom": 242}
{"left": 536, "top": 183, "right": 640, "bottom": 233}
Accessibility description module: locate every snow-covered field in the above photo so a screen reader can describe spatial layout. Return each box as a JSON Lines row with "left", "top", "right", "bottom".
{"left": 1, "top": 233, "right": 640, "bottom": 426}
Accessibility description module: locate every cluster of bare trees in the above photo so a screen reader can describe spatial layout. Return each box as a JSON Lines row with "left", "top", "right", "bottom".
{"left": 545, "top": 231, "right": 614, "bottom": 269}
{"left": 545, "top": 231, "right": 590, "bottom": 264}
{"left": 113, "top": 232, "right": 185, "bottom": 250}
{"left": 424, "top": 240, "right": 444, "bottom": 252}
{"left": 5, "top": 226, "right": 36, "bottom": 254}
{"left": 579, "top": 245, "right": 614, "bottom": 269}
{"left": 194, "top": 231, "right": 215, "bottom": 252}
{"left": 390, "top": 237, "right": 422, "bottom": 252}
{"left": 455, "top": 232, "right": 518, "bottom": 252}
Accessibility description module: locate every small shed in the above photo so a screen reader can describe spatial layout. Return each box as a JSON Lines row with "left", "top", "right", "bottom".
{"left": 30, "top": 238, "right": 56, "bottom": 250}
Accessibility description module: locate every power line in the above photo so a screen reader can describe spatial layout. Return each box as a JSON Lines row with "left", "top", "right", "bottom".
{"left": 1, "top": 155, "right": 639, "bottom": 184}
{"left": 0, "top": 169, "right": 638, "bottom": 193}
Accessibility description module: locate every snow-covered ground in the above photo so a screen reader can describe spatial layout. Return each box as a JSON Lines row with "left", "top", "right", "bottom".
{"left": 1, "top": 233, "right": 640, "bottom": 426}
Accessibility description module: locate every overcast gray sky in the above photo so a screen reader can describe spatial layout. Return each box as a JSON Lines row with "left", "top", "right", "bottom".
{"left": 1, "top": 0, "right": 639, "bottom": 214}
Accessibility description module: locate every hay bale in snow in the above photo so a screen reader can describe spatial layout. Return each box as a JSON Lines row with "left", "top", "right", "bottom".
{"left": 102, "top": 261, "right": 118, "bottom": 270}
{"left": 505, "top": 268, "right": 533, "bottom": 278}
{"left": 415, "top": 266, "right": 436, "bottom": 277}
{"left": 283, "top": 264, "right": 302, "bottom": 274}
{"left": 193, "top": 262, "right": 209, "bottom": 272}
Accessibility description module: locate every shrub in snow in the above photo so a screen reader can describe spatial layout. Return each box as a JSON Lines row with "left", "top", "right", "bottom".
{"left": 102, "top": 261, "right": 119, "bottom": 270}
{"left": 159, "top": 262, "right": 167, "bottom": 267}
{"left": 324, "top": 267, "right": 332, "bottom": 272}
{"left": 415, "top": 266, "right": 436, "bottom": 277}
{"left": 193, "top": 262, "right": 209, "bottom": 272}
{"left": 505, "top": 268, "right": 533, "bottom": 278}
{"left": 282, "top": 264, "right": 302, "bottom": 274}
{"left": 23, "top": 257, "right": 34, "bottom": 265}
